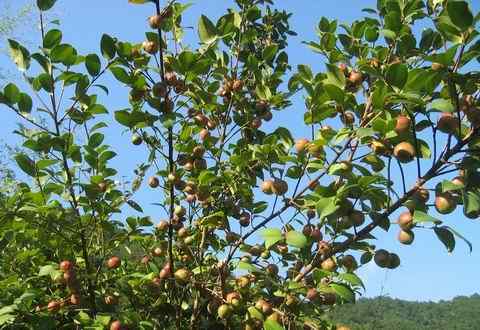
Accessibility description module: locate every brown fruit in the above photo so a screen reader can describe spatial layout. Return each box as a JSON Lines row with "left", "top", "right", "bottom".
{"left": 262, "top": 111, "right": 273, "bottom": 121}
{"left": 239, "top": 212, "right": 251, "bottom": 227}
{"left": 414, "top": 188, "right": 430, "bottom": 204}
{"left": 266, "top": 264, "right": 279, "bottom": 276}
{"left": 374, "top": 249, "right": 390, "bottom": 268}
{"left": 341, "top": 111, "right": 355, "bottom": 125}
{"left": 199, "top": 128, "right": 210, "bottom": 141}
{"left": 152, "top": 82, "right": 168, "bottom": 98}
{"left": 59, "top": 260, "right": 73, "bottom": 272}
{"left": 148, "top": 15, "right": 163, "bottom": 29}
{"left": 393, "top": 142, "right": 415, "bottom": 163}
{"left": 388, "top": 253, "right": 401, "bottom": 269}
{"left": 311, "top": 228, "right": 323, "bottom": 241}
{"left": 431, "top": 62, "right": 444, "bottom": 71}
{"left": 98, "top": 181, "right": 108, "bottom": 193}
{"left": 142, "top": 40, "right": 158, "bottom": 54}
{"left": 156, "top": 220, "right": 169, "bottom": 232}
{"left": 395, "top": 115, "right": 411, "bottom": 134}
{"left": 318, "top": 241, "right": 331, "bottom": 255}
{"left": 159, "top": 264, "right": 172, "bottom": 279}
{"left": 272, "top": 179, "right": 288, "bottom": 195}
{"left": 105, "top": 295, "right": 118, "bottom": 305}
{"left": 295, "top": 138, "right": 310, "bottom": 153}
{"left": 398, "top": 229, "right": 415, "bottom": 245}
{"left": 435, "top": 193, "right": 457, "bottom": 214}
{"left": 371, "top": 140, "right": 390, "bottom": 156}
{"left": 261, "top": 179, "right": 274, "bottom": 195}
{"left": 349, "top": 210, "right": 365, "bottom": 226}
{"left": 232, "top": 79, "right": 243, "bottom": 91}
{"left": 321, "top": 258, "right": 337, "bottom": 272}
{"left": 398, "top": 211, "right": 414, "bottom": 230}
{"left": 192, "top": 145, "right": 205, "bottom": 158}
{"left": 348, "top": 70, "right": 363, "bottom": 84}
{"left": 70, "top": 294, "right": 80, "bottom": 305}
{"left": 148, "top": 176, "right": 160, "bottom": 188}
{"left": 47, "top": 301, "right": 60, "bottom": 313}
{"left": 341, "top": 255, "right": 357, "bottom": 271}
{"left": 226, "top": 292, "right": 241, "bottom": 304}
{"left": 306, "top": 288, "right": 319, "bottom": 301}
{"left": 251, "top": 118, "right": 262, "bottom": 129}
{"left": 110, "top": 320, "right": 122, "bottom": 330}
{"left": 302, "top": 224, "right": 315, "bottom": 237}
{"left": 107, "top": 256, "right": 121, "bottom": 270}
{"left": 437, "top": 112, "right": 457, "bottom": 134}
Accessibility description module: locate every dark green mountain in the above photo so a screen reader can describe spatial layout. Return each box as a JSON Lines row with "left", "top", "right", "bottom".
{"left": 330, "top": 294, "right": 480, "bottom": 330}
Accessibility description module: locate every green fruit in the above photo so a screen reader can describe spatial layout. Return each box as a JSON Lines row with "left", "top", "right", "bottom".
{"left": 398, "top": 229, "right": 414, "bottom": 245}
{"left": 131, "top": 134, "right": 143, "bottom": 145}
{"left": 217, "top": 304, "right": 233, "bottom": 319}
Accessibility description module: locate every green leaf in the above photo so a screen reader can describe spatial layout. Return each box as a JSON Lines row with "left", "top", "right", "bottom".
{"left": 316, "top": 197, "right": 339, "bottom": 220}
{"left": 88, "top": 132, "right": 104, "bottom": 148}
{"left": 85, "top": 54, "right": 101, "bottom": 76}
{"left": 18, "top": 93, "right": 33, "bottom": 113}
{"left": 464, "top": 190, "right": 480, "bottom": 218}
{"left": 434, "top": 227, "right": 455, "bottom": 253}
{"left": 330, "top": 283, "right": 355, "bottom": 302}
{"left": 8, "top": 39, "right": 30, "bottom": 71}
{"left": 198, "top": 15, "right": 218, "bottom": 44}
{"left": 446, "top": 226, "right": 472, "bottom": 253}
{"left": 100, "top": 34, "right": 116, "bottom": 60}
{"left": 447, "top": 1, "right": 473, "bottom": 31}
{"left": 198, "top": 170, "right": 216, "bottom": 185}
{"left": 110, "top": 67, "right": 131, "bottom": 84}
{"left": 430, "top": 99, "right": 454, "bottom": 112}
{"left": 15, "top": 154, "right": 36, "bottom": 177}
{"left": 441, "top": 179, "right": 464, "bottom": 192}
{"left": 324, "top": 84, "right": 344, "bottom": 103}
{"left": 262, "top": 44, "right": 279, "bottom": 62}
{"left": 51, "top": 44, "right": 77, "bottom": 66}
{"left": 325, "top": 64, "right": 346, "bottom": 88}
{"left": 264, "top": 319, "right": 284, "bottom": 330}
{"left": 127, "top": 200, "right": 143, "bottom": 212}
{"left": 285, "top": 231, "right": 307, "bottom": 249}
{"left": 413, "top": 211, "right": 442, "bottom": 225}
{"left": 386, "top": 63, "right": 408, "bottom": 89}
{"left": 43, "top": 29, "right": 62, "bottom": 49}
{"left": 338, "top": 273, "right": 364, "bottom": 289}
{"left": 37, "top": 0, "right": 56, "bottom": 11}
{"left": 247, "top": 306, "right": 264, "bottom": 320}
{"left": 36, "top": 159, "right": 59, "bottom": 169}
{"left": 259, "top": 228, "right": 283, "bottom": 249}
{"left": 237, "top": 261, "right": 258, "bottom": 273}
{"left": 3, "top": 83, "right": 20, "bottom": 104}
{"left": 128, "top": 0, "right": 151, "bottom": 3}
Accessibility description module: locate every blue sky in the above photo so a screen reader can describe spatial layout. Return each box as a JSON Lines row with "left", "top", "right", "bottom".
{"left": 1, "top": 0, "right": 480, "bottom": 302}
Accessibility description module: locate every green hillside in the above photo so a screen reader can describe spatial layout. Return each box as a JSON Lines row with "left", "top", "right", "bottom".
{"left": 330, "top": 294, "right": 480, "bottom": 330}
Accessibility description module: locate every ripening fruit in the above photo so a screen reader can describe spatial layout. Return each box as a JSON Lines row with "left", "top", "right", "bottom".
{"left": 348, "top": 70, "right": 363, "bottom": 85}
{"left": 70, "top": 294, "right": 80, "bottom": 305}
{"left": 306, "top": 288, "right": 319, "bottom": 301}
{"left": 295, "top": 138, "right": 310, "bottom": 153}
{"left": 336, "top": 325, "right": 351, "bottom": 330}
{"left": 393, "top": 141, "right": 415, "bottom": 163}
{"left": 156, "top": 220, "right": 169, "bottom": 232}
{"left": 174, "top": 205, "right": 186, "bottom": 217}
{"left": 98, "top": 181, "right": 108, "bottom": 193}
{"left": 388, "top": 253, "right": 401, "bottom": 269}
{"left": 371, "top": 140, "right": 389, "bottom": 156}
{"left": 272, "top": 179, "right": 288, "bottom": 195}
{"left": 266, "top": 264, "right": 279, "bottom": 276}
{"left": 159, "top": 264, "right": 172, "bottom": 279}
{"left": 105, "top": 295, "right": 118, "bottom": 305}
{"left": 107, "top": 256, "right": 121, "bottom": 269}
{"left": 262, "top": 111, "right": 273, "bottom": 121}
{"left": 152, "top": 82, "right": 168, "bottom": 98}
{"left": 341, "top": 255, "right": 357, "bottom": 271}
{"left": 414, "top": 187, "right": 430, "bottom": 204}
{"left": 148, "top": 15, "right": 163, "bottom": 29}
{"left": 437, "top": 112, "right": 457, "bottom": 134}
{"left": 398, "top": 229, "right": 415, "bottom": 245}
{"left": 217, "top": 304, "right": 233, "bottom": 319}
{"left": 349, "top": 210, "right": 365, "bottom": 227}
{"left": 398, "top": 211, "right": 414, "bottom": 230}
{"left": 131, "top": 134, "right": 143, "bottom": 145}
{"left": 110, "top": 320, "right": 122, "bottom": 330}
{"left": 232, "top": 79, "right": 243, "bottom": 91}
{"left": 192, "top": 145, "right": 205, "bottom": 158}
{"left": 321, "top": 258, "right": 337, "bottom": 272}
{"left": 395, "top": 115, "right": 411, "bottom": 134}
{"left": 199, "top": 128, "right": 210, "bottom": 141}
{"left": 148, "top": 176, "right": 160, "bottom": 188}
{"left": 318, "top": 241, "right": 331, "bottom": 255}
{"left": 142, "top": 40, "right": 159, "bottom": 54}
{"left": 47, "top": 301, "right": 60, "bottom": 313}
{"left": 59, "top": 260, "right": 73, "bottom": 272}
{"left": 341, "top": 112, "right": 355, "bottom": 125}
{"left": 435, "top": 193, "right": 457, "bottom": 214}
{"left": 261, "top": 179, "right": 274, "bottom": 195}
{"left": 174, "top": 268, "right": 190, "bottom": 283}
{"left": 431, "top": 62, "right": 444, "bottom": 71}
{"left": 374, "top": 249, "right": 390, "bottom": 268}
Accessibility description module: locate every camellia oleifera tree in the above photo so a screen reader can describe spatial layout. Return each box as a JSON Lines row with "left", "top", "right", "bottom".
{"left": 1, "top": 0, "right": 480, "bottom": 329}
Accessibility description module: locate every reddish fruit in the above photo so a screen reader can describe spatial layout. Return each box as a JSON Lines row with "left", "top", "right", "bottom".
{"left": 148, "top": 15, "right": 162, "bottom": 29}
{"left": 348, "top": 70, "right": 363, "bottom": 84}
{"left": 261, "top": 179, "right": 274, "bottom": 195}
{"left": 437, "top": 112, "right": 457, "bottom": 134}
{"left": 398, "top": 211, "right": 414, "bottom": 230}
{"left": 47, "top": 301, "right": 60, "bottom": 313}
{"left": 59, "top": 260, "right": 73, "bottom": 272}
{"left": 152, "top": 82, "right": 168, "bottom": 98}
{"left": 306, "top": 288, "right": 319, "bottom": 301}
{"left": 110, "top": 320, "right": 122, "bottom": 330}
{"left": 107, "top": 256, "right": 121, "bottom": 270}
{"left": 295, "top": 138, "right": 310, "bottom": 153}
{"left": 266, "top": 264, "right": 279, "bottom": 276}
{"left": 142, "top": 40, "right": 158, "bottom": 54}
{"left": 395, "top": 115, "right": 411, "bottom": 134}
{"left": 393, "top": 142, "right": 415, "bottom": 163}
{"left": 199, "top": 128, "right": 210, "bottom": 141}
{"left": 70, "top": 294, "right": 80, "bottom": 305}
{"left": 159, "top": 264, "right": 172, "bottom": 279}
{"left": 321, "top": 258, "right": 337, "bottom": 272}
{"left": 435, "top": 193, "right": 457, "bottom": 214}
{"left": 251, "top": 118, "right": 262, "bottom": 129}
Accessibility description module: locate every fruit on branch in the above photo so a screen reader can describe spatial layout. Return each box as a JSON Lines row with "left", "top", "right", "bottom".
{"left": 156, "top": 220, "right": 169, "bottom": 232}
{"left": 98, "top": 181, "right": 108, "bottom": 193}
{"left": 192, "top": 145, "right": 205, "bottom": 158}
{"left": 131, "top": 133, "right": 143, "bottom": 145}
{"left": 159, "top": 263, "right": 172, "bottom": 279}
{"left": 437, "top": 112, "right": 457, "bottom": 134}
{"left": 217, "top": 304, "right": 233, "bottom": 319}
{"left": 199, "top": 128, "right": 210, "bottom": 141}
{"left": 47, "top": 301, "right": 60, "bottom": 313}
{"left": 148, "top": 176, "right": 160, "bottom": 189}
{"left": 388, "top": 253, "right": 401, "bottom": 269}
{"left": 272, "top": 179, "right": 288, "bottom": 195}
{"left": 318, "top": 241, "right": 331, "bottom": 255}
{"left": 174, "top": 268, "right": 190, "bottom": 284}
{"left": 398, "top": 211, "right": 414, "bottom": 230}
{"left": 435, "top": 192, "right": 457, "bottom": 214}
{"left": 341, "top": 255, "right": 357, "bottom": 271}
{"left": 174, "top": 205, "right": 186, "bottom": 217}
{"left": 142, "top": 40, "right": 159, "bottom": 54}
{"left": 105, "top": 295, "right": 118, "bottom": 305}
{"left": 110, "top": 320, "right": 122, "bottom": 330}
{"left": 232, "top": 79, "right": 244, "bottom": 92}
{"left": 321, "top": 258, "right": 337, "bottom": 272}
{"left": 239, "top": 211, "right": 251, "bottom": 227}
{"left": 395, "top": 115, "right": 411, "bottom": 134}
{"left": 226, "top": 292, "right": 241, "bottom": 305}
{"left": 307, "top": 143, "right": 323, "bottom": 158}
{"left": 256, "top": 100, "right": 270, "bottom": 112}
{"left": 107, "top": 256, "right": 121, "bottom": 269}
{"left": 266, "top": 264, "right": 279, "bottom": 276}
{"left": 262, "top": 111, "right": 273, "bottom": 121}
{"left": 261, "top": 179, "right": 274, "bottom": 195}
{"left": 374, "top": 249, "right": 390, "bottom": 268}
{"left": 338, "top": 63, "right": 348, "bottom": 73}
{"left": 251, "top": 117, "right": 262, "bottom": 129}
{"left": 59, "top": 260, "right": 73, "bottom": 272}
{"left": 393, "top": 141, "right": 415, "bottom": 163}
{"left": 451, "top": 176, "right": 465, "bottom": 187}
{"left": 295, "top": 138, "right": 310, "bottom": 153}
{"left": 341, "top": 111, "right": 355, "bottom": 126}
{"left": 398, "top": 229, "right": 415, "bottom": 245}
{"left": 70, "top": 294, "right": 80, "bottom": 305}
{"left": 152, "top": 82, "right": 168, "bottom": 98}
{"left": 256, "top": 299, "right": 273, "bottom": 315}
{"left": 414, "top": 187, "right": 430, "bottom": 204}
{"left": 148, "top": 15, "right": 163, "bottom": 29}
{"left": 348, "top": 70, "right": 363, "bottom": 85}
{"left": 349, "top": 210, "right": 365, "bottom": 227}
{"left": 306, "top": 288, "right": 319, "bottom": 301}
{"left": 431, "top": 62, "right": 444, "bottom": 71}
